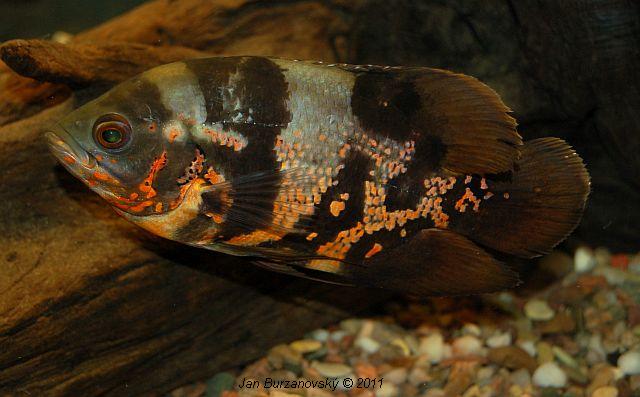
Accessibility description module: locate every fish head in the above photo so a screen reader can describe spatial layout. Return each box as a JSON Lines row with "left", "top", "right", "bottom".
{"left": 46, "top": 67, "right": 207, "bottom": 227}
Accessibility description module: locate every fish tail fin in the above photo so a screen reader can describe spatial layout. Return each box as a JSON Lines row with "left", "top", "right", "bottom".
{"left": 450, "top": 137, "right": 591, "bottom": 258}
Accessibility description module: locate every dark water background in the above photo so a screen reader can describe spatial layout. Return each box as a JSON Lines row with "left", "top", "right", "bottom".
{"left": 0, "top": 0, "right": 146, "bottom": 41}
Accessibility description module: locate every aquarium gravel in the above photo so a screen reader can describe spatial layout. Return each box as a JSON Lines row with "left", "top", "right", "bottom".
{"left": 170, "top": 248, "right": 640, "bottom": 397}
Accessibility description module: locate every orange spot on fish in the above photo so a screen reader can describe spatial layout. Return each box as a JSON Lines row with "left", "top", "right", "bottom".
{"left": 95, "top": 154, "right": 103, "bottom": 161}
{"left": 338, "top": 143, "right": 351, "bottom": 158}
{"left": 204, "top": 167, "right": 225, "bottom": 184}
{"left": 365, "top": 243, "right": 383, "bottom": 258}
{"left": 306, "top": 232, "right": 318, "bottom": 241}
{"left": 205, "top": 212, "right": 225, "bottom": 224}
{"left": 226, "top": 229, "right": 284, "bottom": 246}
{"left": 318, "top": 134, "right": 327, "bottom": 142}
{"left": 212, "top": 214, "right": 224, "bottom": 224}
{"left": 130, "top": 200, "right": 154, "bottom": 212}
{"left": 455, "top": 187, "right": 481, "bottom": 213}
{"left": 112, "top": 202, "right": 130, "bottom": 210}
{"left": 63, "top": 155, "right": 76, "bottom": 164}
{"left": 139, "top": 151, "right": 167, "bottom": 198}
{"left": 330, "top": 200, "right": 345, "bottom": 217}
{"left": 92, "top": 171, "right": 110, "bottom": 182}
{"left": 168, "top": 129, "right": 180, "bottom": 143}
{"left": 155, "top": 202, "right": 163, "bottom": 213}
{"left": 129, "top": 192, "right": 138, "bottom": 200}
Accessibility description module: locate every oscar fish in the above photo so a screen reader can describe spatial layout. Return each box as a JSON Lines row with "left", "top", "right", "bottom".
{"left": 46, "top": 56, "right": 590, "bottom": 296}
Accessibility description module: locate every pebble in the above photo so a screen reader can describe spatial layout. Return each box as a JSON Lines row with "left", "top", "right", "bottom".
{"left": 532, "top": 362, "right": 567, "bottom": 388}
{"left": 462, "top": 323, "right": 482, "bottom": 337}
{"left": 475, "top": 366, "right": 495, "bottom": 383}
{"left": 509, "top": 368, "right": 531, "bottom": 388}
{"left": 452, "top": 335, "right": 483, "bottom": 356}
{"left": 536, "top": 341, "right": 554, "bottom": 364}
{"left": 205, "top": 372, "right": 235, "bottom": 397}
{"left": 376, "top": 382, "right": 399, "bottom": 397}
{"left": 553, "top": 346, "right": 579, "bottom": 369}
{"left": 383, "top": 367, "right": 408, "bottom": 384}
{"left": 311, "top": 362, "right": 352, "bottom": 378}
{"left": 390, "top": 337, "right": 411, "bottom": 356}
{"left": 408, "top": 366, "right": 430, "bottom": 386}
{"left": 340, "top": 319, "right": 362, "bottom": 334}
{"left": 354, "top": 336, "right": 381, "bottom": 354}
{"left": 524, "top": 299, "right": 556, "bottom": 321}
{"left": 330, "top": 330, "right": 348, "bottom": 342}
{"left": 269, "top": 392, "right": 299, "bottom": 397}
{"left": 618, "top": 350, "right": 640, "bottom": 375}
{"left": 591, "top": 386, "right": 619, "bottom": 397}
{"left": 171, "top": 249, "right": 640, "bottom": 397}
{"left": 267, "top": 345, "right": 302, "bottom": 374}
{"left": 539, "top": 311, "right": 576, "bottom": 334}
{"left": 595, "top": 247, "right": 613, "bottom": 268}
{"left": 575, "top": 246, "right": 597, "bottom": 273}
{"left": 424, "top": 388, "right": 445, "bottom": 397}
{"left": 308, "top": 329, "right": 330, "bottom": 342}
{"left": 289, "top": 339, "right": 322, "bottom": 354}
{"left": 418, "top": 333, "right": 446, "bottom": 363}
{"left": 518, "top": 339, "right": 537, "bottom": 357}
{"left": 488, "top": 346, "right": 537, "bottom": 372}
{"left": 587, "top": 365, "right": 616, "bottom": 395}
{"left": 595, "top": 267, "right": 627, "bottom": 286}
{"left": 486, "top": 331, "right": 511, "bottom": 348}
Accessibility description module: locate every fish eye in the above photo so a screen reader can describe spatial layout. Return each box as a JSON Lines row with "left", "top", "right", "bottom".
{"left": 93, "top": 114, "right": 132, "bottom": 150}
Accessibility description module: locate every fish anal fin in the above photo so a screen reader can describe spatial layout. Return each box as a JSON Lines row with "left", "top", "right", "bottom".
{"left": 253, "top": 260, "right": 354, "bottom": 286}
{"left": 352, "top": 229, "right": 520, "bottom": 296}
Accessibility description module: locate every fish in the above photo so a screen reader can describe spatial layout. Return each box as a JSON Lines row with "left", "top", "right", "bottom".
{"left": 46, "top": 56, "right": 590, "bottom": 296}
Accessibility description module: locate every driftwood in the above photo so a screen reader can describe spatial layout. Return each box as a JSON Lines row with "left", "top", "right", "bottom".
{"left": 0, "top": 40, "right": 207, "bottom": 87}
{"left": 2, "top": 0, "right": 640, "bottom": 396}
{"left": 0, "top": 1, "right": 380, "bottom": 396}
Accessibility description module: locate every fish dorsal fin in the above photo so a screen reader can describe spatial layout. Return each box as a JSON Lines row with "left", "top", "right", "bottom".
{"left": 414, "top": 69, "right": 522, "bottom": 174}
{"left": 350, "top": 66, "right": 522, "bottom": 175}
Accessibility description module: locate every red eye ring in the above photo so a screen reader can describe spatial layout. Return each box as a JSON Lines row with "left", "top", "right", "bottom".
{"left": 93, "top": 114, "right": 132, "bottom": 150}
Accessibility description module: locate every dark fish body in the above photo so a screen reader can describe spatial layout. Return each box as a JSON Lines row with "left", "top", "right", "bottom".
{"left": 47, "top": 56, "right": 590, "bottom": 296}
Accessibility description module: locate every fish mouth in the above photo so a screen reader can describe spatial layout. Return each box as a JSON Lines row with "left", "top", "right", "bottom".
{"left": 45, "top": 128, "right": 123, "bottom": 202}
{"left": 45, "top": 128, "right": 96, "bottom": 172}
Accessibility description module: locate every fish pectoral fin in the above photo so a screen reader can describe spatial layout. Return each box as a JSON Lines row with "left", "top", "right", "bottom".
{"left": 199, "top": 167, "right": 318, "bottom": 236}
{"left": 347, "top": 228, "right": 520, "bottom": 297}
